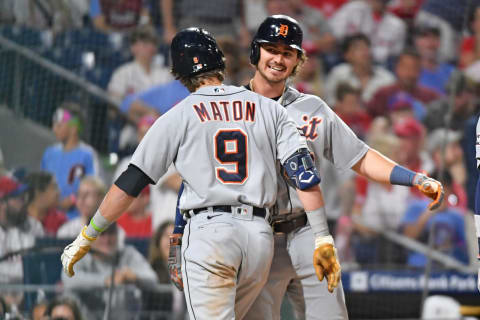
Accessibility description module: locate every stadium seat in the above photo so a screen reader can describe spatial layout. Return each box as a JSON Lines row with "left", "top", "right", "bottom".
{"left": 0, "top": 25, "right": 43, "bottom": 48}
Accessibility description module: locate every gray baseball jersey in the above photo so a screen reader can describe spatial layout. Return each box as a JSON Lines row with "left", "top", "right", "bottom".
{"left": 476, "top": 117, "right": 480, "bottom": 169}
{"left": 276, "top": 86, "right": 369, "bottom": 215}
{"left": 247, "top": 86, "right": 368, "bottom": 320}
{"left": 131, "top": 84, "right": 307, "bottom": 210}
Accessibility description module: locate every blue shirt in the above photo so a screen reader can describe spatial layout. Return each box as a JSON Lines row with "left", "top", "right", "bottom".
{"left": 401, "top": 199, "right": 468, "bottom": 267}
{"left": 120, "top": 80, "right": 190, "bottom": 114}
{"left": 41, "top": 142, "right": 98, "bottom": 218}
{"left": 419, "top": 64, "right": 455, "bottom": 94}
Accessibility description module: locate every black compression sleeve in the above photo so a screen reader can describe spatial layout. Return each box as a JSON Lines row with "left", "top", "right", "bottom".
{"left": 114, "top": 164, "right": 154, "bottom": 197}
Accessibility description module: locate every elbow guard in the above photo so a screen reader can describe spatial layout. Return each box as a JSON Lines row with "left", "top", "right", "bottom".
{"left": 281, "top": 148, "right": 321, "bottom": 190}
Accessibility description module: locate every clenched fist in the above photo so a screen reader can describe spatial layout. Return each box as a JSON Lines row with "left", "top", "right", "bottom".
{"left": 313, "top": 235, "right": 341, "bottom": 293}
{"left": 61, "top": 226, "right": 96, "bottom": 277}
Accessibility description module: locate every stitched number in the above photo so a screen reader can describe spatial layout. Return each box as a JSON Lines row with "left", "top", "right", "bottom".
{"left": 214, "top": 129, "right": 248, "bottom": 184}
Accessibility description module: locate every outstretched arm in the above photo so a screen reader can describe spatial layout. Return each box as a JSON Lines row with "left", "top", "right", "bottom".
{"left": 352, "top": 149, "right": 444, "bottom": 210}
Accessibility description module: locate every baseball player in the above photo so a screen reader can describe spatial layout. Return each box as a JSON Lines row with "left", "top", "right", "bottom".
{"left": 474, "top": 117, "right": 480, "bottom": 292}
{"left": 61, "top": 28, "right": 339, "bottom": 320}
{"left": 170, "top": 15, "right": 445, "bottom": 320}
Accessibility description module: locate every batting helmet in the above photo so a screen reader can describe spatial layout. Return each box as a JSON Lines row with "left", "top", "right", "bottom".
{"left": 171, "top": 27, "right": 225, "bottom": 77}
{"left": 250, "top": 15, "right": 304, "bottom": 65}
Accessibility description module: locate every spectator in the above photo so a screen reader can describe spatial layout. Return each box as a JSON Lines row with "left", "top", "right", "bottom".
{"left": 330, "top": 0, "right": 407, "bottom": 64}
{"left": 333, "top": 83, "right": 371, "bottom": 140}
{"left": 216, "top": 36, "right": 252, "bottom": 86}
{"left": 160, "top": 0, "right": 251, "bottom": 47}
{"left": 145, "top": 221, "right": 187, "bottom": 319}
{"left": 304, "top": 0, "right": 348, "bottom": 18}
{"left": 325, "top": 33, "right": 395, "bottom": 105}
{"left": 293, "top": 45, "right": 324, "bottom": 97}
{"left": 90, "top": 0, "right": 151, "bottom": 33}
{"left": 112, "top": 115, "right": 182, "bottom": 229}
{"left": 108, "top": 26, "right": 172, "bottom": 103}
{"left": 413, "top": 25, "right": 455, "bottom": 94}
{"left": 460, "top": 4, "right": 480, "bottom": 69}
{"left": 367, "top": 50, "right": 441, "bottom": 118}
{"left": 117, "top": 186, "right": 152, "bottom": 238}
{"left": 387, "top": 92, "right": 419, "bottom": 125}
{"left": 351, "top": 133, "right": 409, "bottom": 265}
{"left": 32, "top": 300, "right": 48, "bottom": 320}
{"left": 25, "top": 171, "right": 67, "bottom": 237}
{"left": 0, "top": 176, "right": 43, "bottom": 310}
{"left": 423, "top": 72, "right": 476, "bottom": 132}
{"left": 44, "top": 296, "right": 84, "bottom": 320}
{"left": 281, "top": 0, "right": 336, "bottom": 54}
{"left": 415, "top": 0, "right": 480, "bottom": 63}
{"left": 388, "top": 0, "right": 423, "bottom": 29}
{"left": 393, "top": 117, "right": 433, "bottom": 174}
{"left": 121, "top": 80, "right": 189, "bottom": 126}
{"left": 426, "top": 129, "right": 467, "bottom": 209}
{"left": 57, "top": 177, "right": 110, "bottom": 239}
{"left": 62, "top": 223, "right": 157, "bottom": 318}
{"left": 41, "top": 102, "right": 99, "bottom": 219}
{"left": 400, "top": 170, "right": 469, "bottom": 267}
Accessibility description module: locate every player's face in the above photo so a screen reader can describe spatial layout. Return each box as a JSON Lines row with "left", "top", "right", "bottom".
{"left": 257, "top": 43, "right": 299, "bottom": 84}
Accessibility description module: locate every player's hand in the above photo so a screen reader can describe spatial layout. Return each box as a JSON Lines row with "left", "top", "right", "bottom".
{"left": 313, "top": 235, "right": 341, "bottom": 293}
{"left": 414, "top": 174, "right": 444, "bottom": 210}
{"left": 168, "top": 233, "right": 183, "bottom": 291}
{"left": 61, "top": 226, "right": 96, "bottom": 277}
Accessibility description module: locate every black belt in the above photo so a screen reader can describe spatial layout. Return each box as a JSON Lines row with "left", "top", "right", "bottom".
{"left": 192, "top": 205, "right": 267, "bottom": 218}
{"left": 272, "top": 214, "right": 308, "bottom": 233}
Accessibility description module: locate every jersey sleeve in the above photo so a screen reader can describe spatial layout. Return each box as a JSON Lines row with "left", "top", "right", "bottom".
{"left": 274, "top": 101, "right": 308, "bottom": 163}
{"left": 321, "top": 103, "right": 369, "bottom": 170}
{"left": 130, "top": 106, "right": 184, "bottom": 183}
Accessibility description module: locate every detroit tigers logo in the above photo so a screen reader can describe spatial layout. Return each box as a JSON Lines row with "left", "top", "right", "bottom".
{"left": 298, "top": 115, "right": 322, "bottom": 141}
{"left": 278, "top": 24, "right": 289, "bottom": 37}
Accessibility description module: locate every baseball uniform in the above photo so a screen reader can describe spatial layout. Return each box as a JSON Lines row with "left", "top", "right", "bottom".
{"left": 245, "top": 85, "right": 369, "bottom": 320}
{"left": 131, "top": 84, "right": 309, "bottom": 320}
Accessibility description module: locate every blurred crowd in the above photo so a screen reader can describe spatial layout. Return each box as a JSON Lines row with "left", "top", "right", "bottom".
{"left": 1, "top": 0, "right": 480, "bottom": 319}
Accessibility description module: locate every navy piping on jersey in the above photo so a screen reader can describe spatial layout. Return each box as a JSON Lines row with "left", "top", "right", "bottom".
{"left": 183, "top": 221, "right": 197, "bottom": 320}
{"left": 192, "top": 89, "right": 248, "bottom": 97}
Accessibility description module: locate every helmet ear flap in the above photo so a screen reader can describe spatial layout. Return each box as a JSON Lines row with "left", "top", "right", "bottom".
{"left": 250, "top": 41, "right": 260, "bottom": 65}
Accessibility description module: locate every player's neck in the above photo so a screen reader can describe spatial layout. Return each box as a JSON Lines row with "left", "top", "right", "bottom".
{"left": 250, "top": 73, "right": 285, "bottom": 99}
{"left": 196, "top": 78, "right": 223, "bottom": 91}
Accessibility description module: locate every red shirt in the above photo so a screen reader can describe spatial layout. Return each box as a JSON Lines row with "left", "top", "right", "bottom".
{"left": 117, "top": 212, "right": 152, "bottom": 238}
{"left": 335, "top": 110, "right": 372, "bottom": 140}
{"left": 367, "top": 83, "right": 440, "bottom": 118}
{"left": 304, "top": 0, "right": 348, "bottom": 18}
{"left": 42, "top": 208, "right": 68, "bottom": 237}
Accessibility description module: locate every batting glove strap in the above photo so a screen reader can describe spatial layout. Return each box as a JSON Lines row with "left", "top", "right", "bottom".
{"left": 315, "top": 235, "right": 334, "bottom": 249}
{"left": 61, "top": 226, "right": 96, "bottom": 277}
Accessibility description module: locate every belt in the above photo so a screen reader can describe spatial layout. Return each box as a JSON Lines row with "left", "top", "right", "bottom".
{"left": 272, "top": 213, "right": 308, "bottom": 234}
{"left": 192, "top": 205, "right": 268, "bottom": 219}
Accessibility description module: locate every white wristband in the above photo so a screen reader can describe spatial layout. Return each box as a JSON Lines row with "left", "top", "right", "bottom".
{"left": 315, "top": 235, "right": 335, "bottom": 249}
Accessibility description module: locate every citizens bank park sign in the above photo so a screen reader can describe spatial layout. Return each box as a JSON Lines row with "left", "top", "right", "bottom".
{"left": 341, "top": 271, "right": 477, "bottom": 292}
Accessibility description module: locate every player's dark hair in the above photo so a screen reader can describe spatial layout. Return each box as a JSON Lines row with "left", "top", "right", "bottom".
{"left": 335, "top": 82, "right": 361, "bottom": 102}
{"left": 341, "top": 33, "right": 370, "bottom": 55}
{"left": 173, "top": 68, "right": 225, "bottom": 92}
{"left": 44, "top": 296, "right": 84, "bottom": 320}
{"left": 24, "top": 171, "right": 54, "bottom": 204}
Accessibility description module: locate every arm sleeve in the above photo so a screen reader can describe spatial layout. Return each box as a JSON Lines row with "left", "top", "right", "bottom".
{"left": 321, "top": 104, "right": 369, "bottom": 170}
{"left": 274, "top": 101, "right": 308, "bottom": 164}
{"left": 114, "top": 164, "right": 154, "bottom": 197}
{"left": 130, "top": 105, "right": 184, "bottom": 183}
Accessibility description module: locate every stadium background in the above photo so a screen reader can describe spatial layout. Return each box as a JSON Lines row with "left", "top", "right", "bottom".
{"left": 0, "top": 0, "right": 480, "bottom": 319}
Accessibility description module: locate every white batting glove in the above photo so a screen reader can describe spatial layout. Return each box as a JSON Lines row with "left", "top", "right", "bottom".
{"left": 61, "top": 226, "right": 97, "bottom": 277}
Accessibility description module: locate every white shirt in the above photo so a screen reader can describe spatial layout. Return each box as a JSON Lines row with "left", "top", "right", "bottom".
{"left": 108, "top": 59, "right": 173, "bottom": 100}
{"left": 330, "top": 0, "right": 407, "bottom": 64}
{"left": 325, "top": 63, "right": 395, "bottom": 105}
